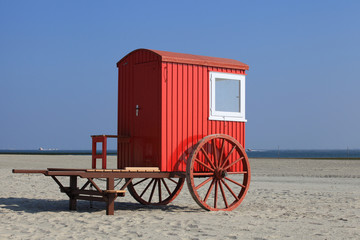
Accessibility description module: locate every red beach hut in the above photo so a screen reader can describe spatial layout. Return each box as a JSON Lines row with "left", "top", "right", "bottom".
{"left": 117, "top": 49, "right": 249, "bottom": 172}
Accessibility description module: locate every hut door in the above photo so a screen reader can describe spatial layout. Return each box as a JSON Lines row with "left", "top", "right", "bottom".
{"left": 132, "top": 62, "right": 160, "bottom": 167}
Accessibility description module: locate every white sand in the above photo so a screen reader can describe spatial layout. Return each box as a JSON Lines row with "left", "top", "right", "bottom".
{"left": 1, "top": 155, "right": 359, "bottom": 239}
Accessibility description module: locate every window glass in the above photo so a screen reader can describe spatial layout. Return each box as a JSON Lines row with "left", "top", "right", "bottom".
{"left": 215, "top": 79, "right": 240, "bottom": 112}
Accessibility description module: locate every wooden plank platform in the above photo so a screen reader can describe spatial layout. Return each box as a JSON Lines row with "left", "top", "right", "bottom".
{"left": 12, "top": 167, "right": 185, "bottom": 215}
{"left": 125, "top": 167, "right": 160, "bottom": 172}
{"left": 86, "top": 167, "right": 160, "bottom": 173}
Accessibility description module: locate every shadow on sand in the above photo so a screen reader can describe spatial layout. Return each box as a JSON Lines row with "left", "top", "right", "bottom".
{"left": 0, "top": 197, "right": 198, "bottom": 214}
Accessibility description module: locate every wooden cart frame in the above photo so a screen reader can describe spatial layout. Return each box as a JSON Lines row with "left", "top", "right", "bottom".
{"left": 13, "top": 134, "right": 250, "bottom": 215}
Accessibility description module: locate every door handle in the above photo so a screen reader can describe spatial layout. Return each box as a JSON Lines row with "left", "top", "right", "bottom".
{"left": 136, "top": 105, "right": 140, "bottom": 116}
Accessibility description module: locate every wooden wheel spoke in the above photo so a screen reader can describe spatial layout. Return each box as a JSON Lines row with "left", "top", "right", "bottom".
{"left": 195, "top": 177, "right": 213, "bottom": 190}
{"left": 204, "top": 178, "right": 215, "bottom": 202}
{"left": 193, "top": 172, "right": 214, "bottom": 176}
{"left": 219, "top": 181, "right": 229, "bottom": 208}
{"left": 218, "top": 139, "right": 226, "bottom": 167}
{"left": 220, "top": 145, "right": 237, "bottom": 169}
{"left": 201, "top": 147, "right": 216, "bottom": 169}
{"left": 221, "top": 179, "right": 239, "bottom": 201}
{"left": 223, "top": 157, "right": 244, "bottom": 171}
{"left": 195, "top": 158, "right": 214, "bottom": 172}
{"left": 158, "top": 179, "right": 162, "bottom": 202}
{"left": 161, "top": 178, "right": 172, "bottom": 195}
{"left": 133, "top": 178, "right": 149, "bottom": 187}
{"left": 167, "top": 178, "right": 177, "bottom": 184}
{"left": 224, "top": 177, "right": 246, "bottom": 188}
{"left": 212, "top": 139, "right": 218, "bottom": 168}
{"left": 214, "top": 180, "right": 218, "bottom": 208}
{"left": 140, "top": 178, "right": 155, "bottom": 198}
{"left": 226, "top": 171, "right": 248, "bottom": 174}
{"left": 148, "top": 179, "right": 157, "bottom": 203}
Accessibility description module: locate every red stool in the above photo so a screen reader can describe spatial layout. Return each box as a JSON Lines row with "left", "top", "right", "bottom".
{"left": 91, "top": 135, "right": 108, "bottom": 169}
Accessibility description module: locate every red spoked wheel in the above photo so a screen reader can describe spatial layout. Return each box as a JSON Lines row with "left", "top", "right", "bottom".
{"left": 127, "top": 178, "right": 185, "bottom": 205}
{"left": 186, "top": 134, "right": 250, "bottom": 211}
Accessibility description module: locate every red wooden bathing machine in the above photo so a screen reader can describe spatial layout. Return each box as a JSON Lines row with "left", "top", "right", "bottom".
{"left": 13, "top": 49, "right": 250, "bottom": 214}
{"left": 117, "top": 49, "right": 249, "bottom": 173}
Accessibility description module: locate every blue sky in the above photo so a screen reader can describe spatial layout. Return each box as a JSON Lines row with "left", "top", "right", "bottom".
{"left": 1, "top": 0, "right": 359, "bottom": 150}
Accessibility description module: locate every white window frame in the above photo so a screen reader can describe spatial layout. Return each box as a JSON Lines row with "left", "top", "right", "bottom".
{"left": 209, "top": 71, "right": 246, "bottom": 122}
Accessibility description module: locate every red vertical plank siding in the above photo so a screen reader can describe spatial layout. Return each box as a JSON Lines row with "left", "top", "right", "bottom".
{"left": 187, "top": 65, "right": 193, "bottom": 170}
{"left": 168, "top": 62, "right": 173, "bottom": 171}
{"left": 120, "top": 63, "right": 123, "bottom": 168}
{"left": 182, "top": 65, "right": 188, "bottom": 172}
{"left": 177, "top": 64, "right": 183, "bottom": 172}
{"left": 160, "top": 63, "right": 167, "bottom": 171}
{"left": 198, "top": 66, "right": 203, "bottom": 141}
{"left": 193, "top": 66, "right": 198, "bottom": 148}
{"left": 203, "top": 67, "right": 208, "bottom": 149}
{"left": 171, "top": 63, "right": 177, "bottom": 171}
{"left": 161, "top": 63, "right": 246, "bottom": 172}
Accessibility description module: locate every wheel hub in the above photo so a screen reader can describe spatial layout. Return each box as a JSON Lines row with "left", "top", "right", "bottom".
{"left": 214, "top": 168, "right": 227, "bottom": 180}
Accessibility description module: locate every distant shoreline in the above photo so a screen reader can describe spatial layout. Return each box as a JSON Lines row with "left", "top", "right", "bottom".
{"left": 0, "top": 150, "right": 113, "bottom": 156}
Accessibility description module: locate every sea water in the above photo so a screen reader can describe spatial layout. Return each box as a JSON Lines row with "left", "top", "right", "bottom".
{"left": 245, "top": 149, "right": 360, "bottom": 159}
{"left": 1, "top": 149, "right": 360, "bottom": 159}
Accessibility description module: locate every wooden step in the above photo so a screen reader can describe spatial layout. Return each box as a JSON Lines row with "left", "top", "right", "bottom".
{"left": 103, "top": 190, "right": 126, "bottom": 194}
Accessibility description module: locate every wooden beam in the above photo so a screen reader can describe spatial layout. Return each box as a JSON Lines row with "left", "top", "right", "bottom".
{"left": 69, "top": 176, "right": 77, "bottom": 210}
{"left": 106, "top": 177, "right": 116, "bottom": 215}
{"left": 12, "top": 169, "right": 47, "bottom": 174}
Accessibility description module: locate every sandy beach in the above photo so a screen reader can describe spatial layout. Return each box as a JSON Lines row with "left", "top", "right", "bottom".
{"left": 1, "top": 154, "right": 359, "bottom": 239}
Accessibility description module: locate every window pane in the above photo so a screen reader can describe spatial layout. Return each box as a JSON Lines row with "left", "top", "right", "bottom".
{"left": 215, "top": 79, "right": 240, "bottom": 112}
